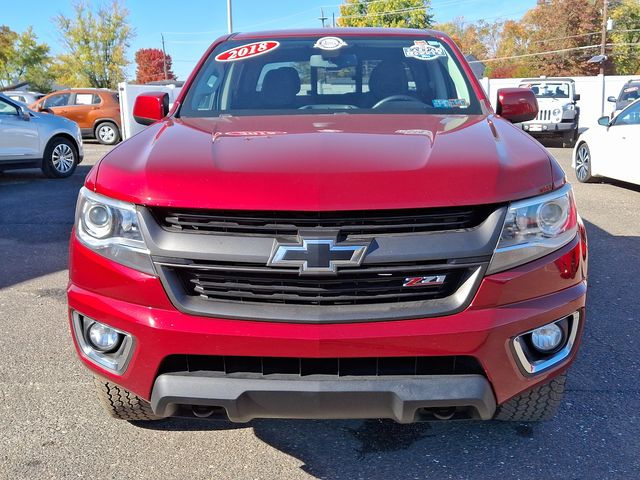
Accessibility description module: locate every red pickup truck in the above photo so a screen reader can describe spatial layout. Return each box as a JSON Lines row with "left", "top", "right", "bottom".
{"left": 68, "top": 28, "right": 587, "bottom": 424}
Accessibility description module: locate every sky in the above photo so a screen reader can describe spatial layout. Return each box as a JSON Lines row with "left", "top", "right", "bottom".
{"left": 2, "top": 0, "right": 537, "bottom": 80}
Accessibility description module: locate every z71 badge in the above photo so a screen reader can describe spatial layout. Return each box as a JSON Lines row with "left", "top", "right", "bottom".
{"left": 403, "top": 275, "right": 447, "bottom": 287}
{"left": 403, "top": 40, "right": 447, "bottom": 61}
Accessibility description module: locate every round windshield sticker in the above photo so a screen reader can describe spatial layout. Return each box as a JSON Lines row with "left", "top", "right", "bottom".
{"left": 403, "top": 40, "right": 446, "bottom": 61}
{"left": 215, "top": 41, "right": 279, "bottom": 62}
{"left": 313, "top": 36, "right": 347, "bottom": 50}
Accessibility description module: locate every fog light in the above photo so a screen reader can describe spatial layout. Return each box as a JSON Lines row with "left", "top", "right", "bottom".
{"left": 87, "top": 322, "right": 122, "bottom": 352}
{"left": 531, "top": 323, "right": 563, "bottom": 352}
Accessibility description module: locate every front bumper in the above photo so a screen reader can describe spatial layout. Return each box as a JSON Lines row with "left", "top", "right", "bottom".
{"left": 68, "top": 233, "right": 587, "bottom": 420}
{"left": 520, "top": 122, "right": 576, "bottom": 134}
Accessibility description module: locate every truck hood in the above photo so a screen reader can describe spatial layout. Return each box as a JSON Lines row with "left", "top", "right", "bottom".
{"left": 94, "top": 114, "right": 555, "bottom": 210}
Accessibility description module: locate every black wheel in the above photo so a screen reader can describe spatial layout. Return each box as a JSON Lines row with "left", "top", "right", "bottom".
{"left": 94, "top": 377, "right": 161, "bottom": 421}
{"left": 494, "top": 374, "right": 566, "bottom": 422}
{"left": 95, "top": 122, "right": 121, "bottom": 145}
{"left": 42, "top": 137, "right": 78, "bottom": 178}
{"left": 575, "top": 142, "right": 595, "bottom": 183}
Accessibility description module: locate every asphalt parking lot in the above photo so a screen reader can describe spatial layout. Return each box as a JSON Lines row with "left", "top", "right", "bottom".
{"left": 0, "top": 140, "right": 639, "bottom": 479}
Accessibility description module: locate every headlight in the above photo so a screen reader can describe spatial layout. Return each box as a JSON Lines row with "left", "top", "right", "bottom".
{"left": 75, "top": 187, "right": 155, "bottom": 275}
{"left": 487, "top": 184, "right": 577, "bottom": 274}
{"left": 552, "top": 108, "right": 562, "bottom": 116}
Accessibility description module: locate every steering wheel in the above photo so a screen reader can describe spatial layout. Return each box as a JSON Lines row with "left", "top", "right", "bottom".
{"left": 372, "top": 95, "right": 425, "bottom": 109}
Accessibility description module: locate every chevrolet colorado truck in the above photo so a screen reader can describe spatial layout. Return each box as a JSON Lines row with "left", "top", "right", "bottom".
{"left": 68, "top": 28, "right": 587, "bottom": 424}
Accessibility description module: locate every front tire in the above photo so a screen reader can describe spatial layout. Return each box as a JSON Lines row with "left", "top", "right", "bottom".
{"left": 494, "top": 374, "right": 566, "bottom": 422}
{"left": 42, "top": 137, "right": 78, "bottom": 178}
{"left": 95, "top": 122, "right": 121, "bottom": 145}
{"left": 575, "top": 142, "right": 595, "bottom": 183}
{"left": 94, "top": 377, "right": 161, "bottom": 421}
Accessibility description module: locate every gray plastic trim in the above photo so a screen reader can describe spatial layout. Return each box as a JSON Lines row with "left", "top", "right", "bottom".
{"left": 155, "top": 264, "right": 485, "bottom": 323}
{"left": 137, "top": 205, "right": 505, "bottom": 322}
{"left": 138, "top": 206, "right": 507, "bottom": 264}
{"left": 150, "top": 373, "right": 496, "bottom": 422}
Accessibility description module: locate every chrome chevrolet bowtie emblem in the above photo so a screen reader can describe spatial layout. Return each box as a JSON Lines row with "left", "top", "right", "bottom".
{"left": 268, "top": 235, "right": 370, "bottom": 275}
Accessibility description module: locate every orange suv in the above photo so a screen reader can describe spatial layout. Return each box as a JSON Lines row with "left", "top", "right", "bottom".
{"left": 31, "top": 89, "right": 122, "bottom": 145}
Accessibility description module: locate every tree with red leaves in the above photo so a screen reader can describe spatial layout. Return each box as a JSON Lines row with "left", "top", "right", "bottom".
{"left": 135, "top": 48, "right": 176, "bottom": 84}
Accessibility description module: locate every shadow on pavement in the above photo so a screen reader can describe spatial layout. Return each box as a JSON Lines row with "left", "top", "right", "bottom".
{"left": 0, "top": 165, "right": 91, "bottom": 289}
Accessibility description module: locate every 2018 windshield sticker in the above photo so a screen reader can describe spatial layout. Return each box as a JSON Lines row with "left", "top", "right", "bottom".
{"left": 215, "top": 41, "right": 279, "bottom": 62}
{"left": 403, "top": 40, "right": 447, "bottom": 61}
{"left": 314, "top": 36, "right": 347, "bottom": 50}
{"left": 432, "top": 99, "right": 469, "bottom": 108}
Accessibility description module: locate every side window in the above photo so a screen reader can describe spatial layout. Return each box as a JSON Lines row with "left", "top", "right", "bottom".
{"left": 190, "top": 66, "right": 223, "bottom": 111}
{"left": 0, "top": 98, "right": 19, "bottom": 115}
{"left": 614, "top": 102, "right": 640, "bottom": 126}
{"left": 43, "top": 93, "right": 71, "bottom": 108}
{"left": 75, "top": 93, "right": 100, "bottom": 105}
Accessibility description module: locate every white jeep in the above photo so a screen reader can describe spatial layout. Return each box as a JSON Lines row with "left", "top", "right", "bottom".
{"left": 517, "top": 78, "right": 580, "bottom": 147}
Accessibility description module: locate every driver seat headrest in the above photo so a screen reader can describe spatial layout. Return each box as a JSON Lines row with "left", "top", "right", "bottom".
{"left": 369, "top": 61, "right": 409, "bottom": 100}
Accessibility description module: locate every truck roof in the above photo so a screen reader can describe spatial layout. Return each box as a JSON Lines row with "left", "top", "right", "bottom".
{"left": 232, "top": 27, "right": 447, "bottom": 41}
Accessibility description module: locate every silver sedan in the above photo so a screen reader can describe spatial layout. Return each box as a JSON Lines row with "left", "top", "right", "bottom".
{"left": 0, "top": 93, "right": 84, "bottom": 178}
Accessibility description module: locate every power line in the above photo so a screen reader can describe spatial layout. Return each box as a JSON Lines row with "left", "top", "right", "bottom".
{"left": 469, "top": 42, "right": 640, "bottom": 63}
{"left": 165, "top": 40, "right": 212, "bottom": 44}
{"left": 339, "top": 7, "right": 427, "bottom": 19}
{"left": 163, "top": 29, "right": 222, "bottom": 36}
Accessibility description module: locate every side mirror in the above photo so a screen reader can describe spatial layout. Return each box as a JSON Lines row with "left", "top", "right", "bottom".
{"left": 597, "top": 116, "right": 610, "bottom": 127}
{"left": 18, "top": 106, "right": 30, "bottom": 121}
{"left": 496, "top": 88, "right": 538, "bottom": 123}
{"left": 607, "top": 96, "right": 617, "bottom": 103}
{"left": 133, "top": 92, "right": 169, "bottom": 125}
{"left": 574, "top": 93, "right": 580, "bottom": 101}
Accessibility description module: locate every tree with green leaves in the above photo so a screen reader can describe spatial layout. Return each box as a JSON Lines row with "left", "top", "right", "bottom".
{"left": 0, "top": 26, "right": 53, "bottom": 92}
{"left": 54, "top": 0, "right": 134, "bottom": 89}
{"left": 338, "top": 0, "right": 433, "bottom": 29}
{"left": 434, "top": 18, "right": 492, "bottom": 59}
{"left": 610, "top": 0, "right": 640, "bottom": 74}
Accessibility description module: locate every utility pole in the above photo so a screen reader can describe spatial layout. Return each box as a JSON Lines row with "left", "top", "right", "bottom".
{"left": 227, "top": 0, "right": 233, "bottom": 34}
{"left": 319, "top": 8, "right": 328, "bottom": 27}
{"left": 600, "top": 0, "right": 608, "bottom": 74}
{"left": 332, "top": 12, "right": 336, "bottom": 28}
{"left": 161, "top": 33, "right": 168, "bottom": 80}
{"left": 599, "top": 0, "right": 609, "bottom": 116}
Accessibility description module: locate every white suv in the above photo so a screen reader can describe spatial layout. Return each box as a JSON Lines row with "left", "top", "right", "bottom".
{"left": 517, "top": 78, "right": 580, "bottom": 147}
{"left": 0, "top": 93, "right": 84, "bottom": 178}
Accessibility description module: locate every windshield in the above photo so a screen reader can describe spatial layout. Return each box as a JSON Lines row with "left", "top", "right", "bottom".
{"left": 179, "top": 35, "right": 481, "bottom": 117}
{"left": 521, "top": 82, "right": 571, "bottom": 99}
{"left": 620, "top": 85, "right": 639, "bottom": 102}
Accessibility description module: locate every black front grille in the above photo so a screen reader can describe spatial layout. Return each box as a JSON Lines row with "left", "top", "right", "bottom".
{"left": 164, "top": 259, "right": 480, "bottom": 306}
{"left": 160, "top": 355, "right": 485, "bottom": 377}
{"left": 151, "top": 205, "right": 495, "bottom": 237}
